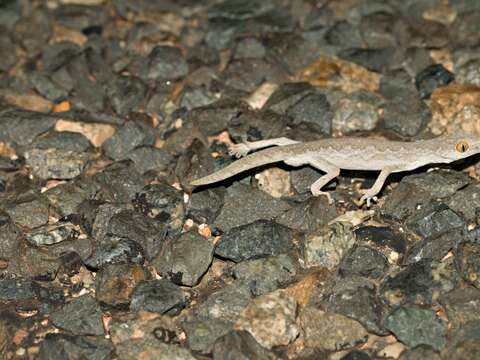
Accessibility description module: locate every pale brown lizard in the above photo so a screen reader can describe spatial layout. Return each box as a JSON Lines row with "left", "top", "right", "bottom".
{"left": 190, "top": 132, "right": 480, "bottom": 206}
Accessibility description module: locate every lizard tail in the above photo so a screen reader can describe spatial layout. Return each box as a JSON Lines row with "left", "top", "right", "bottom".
{"left": 190, "top": 147, "right": 287, "bottom": 186}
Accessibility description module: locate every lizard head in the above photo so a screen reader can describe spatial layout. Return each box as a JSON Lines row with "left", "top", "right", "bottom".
{"left": 439, "top": 131, "right": 480, "bottom": 161}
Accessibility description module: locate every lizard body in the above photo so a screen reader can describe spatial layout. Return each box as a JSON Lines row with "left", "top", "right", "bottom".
{"left": 190, "top": 133, "right": 480, "bottom": 206}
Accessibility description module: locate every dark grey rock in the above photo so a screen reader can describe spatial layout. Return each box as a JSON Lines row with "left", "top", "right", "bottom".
{"left": 332, "top": 90, "right": 383, "bottom": 133}
{"left": 275, "top": 195, "right": 337, "bottom": 233}
{"left": 354, "top": 226, "right": 407, "bottom": 255}
{"left": 325, "top": 21, "right": 364, "bottom": 48}
{"left": 213, "top": 183, "right": 291, "bottom": 232}
{"left": 85, "top": 235, "right": 146, "bottom": 270}
{"left": 415, "top": 64, "right": 454, "bottom": 99}
{"left": 29, "top": 72, "right": 69, "bottom": 101}
{"left": 90, "top": 202, "right": 128, "bottom": 241}
{"left": 405, "top": 228, "right": 465, "bottom": 264}
{"left": 380, "top": 258, "right": 459, "bottom": 306}
{"left": 179, "top": 86, "right": 217, "bottom": 110}
{"left": 341, "top": 350, "right": 371, "bottom": 360}
{"left": 263, "top": 82, "right": 314, "bottom": 115}
{"left": 228, "top": 110, "right": 288, "bottom": 143}
{"left": 102, "top": 121, "right": 155, "bottom": 161}
{"left": 25, "top": 222, "right": 78, "bottom": 246}
{"left": 451, "top": 11, "right": 480, "bottom": 48}
{"left": 188, "top": 98, "right": 245, "bottom": 137}
{"left": 0, "top": 108, "right": 56, "bottom": 146}
{"left": 127, "top": 146, "right": 173, "bottom": 174}
{"left": 181, "top": 283, "right": 253, "bottom": 353}
{"left": 379, "top": 69, "right": 417, "bottom": 99}
{"left": 66, "top": 54, "right": 106, "bottom": 113}
{"left": 216, "top": 220, "right": 293, "bottom": 262}
{"left": 359, "top": 11, "right": 396, "bottom": 48}
{"left": 439, "top": 287, "right": 480, "bottom": 329}
{"left": 95, "top": 263, "right": 148, "bottom": 308}
{"left": 93, "top": 161, "right": 144, "bottom": 202}
{"left": 39, "top": 334, "right": 114, "bottom": 360}
{"left": 143, "top": 45, "right": 188, "bottom": 81}
{"left": 223, "top": 58, "right": 287, "bottom": 93}
{"left": 324, "top": 284, "right": 387, "bottom": 335}
{"left": 338, "top": 47, "right": 399, "bottom": 73}
{"left": 456, "top": 242, "right": 480, "bottom": 288}
{"left": 152, "top": 231, "right": 214, "bottom": 287}
{"left": 300, "top": 305, "right": 368, "bottom": 351}
{"left": 1, "top": 191, "right": 49, "bottom": 229}
{"left": 382, "top": 95, "right": 431, "bottom": 137}
{"left": 135, "top": 182, "right": 185, "bottom": 236}
{"left": 232, "top": 254, "right": 297, "bottom": 296}
{"left": 234, "top": 38, "right": 266, "bottom": 59}
{"left": 213, "top": 330, "right": 277, "bottom": 360}
{"left": 0, "top": 279, "right": 38, "bottom": 302}
{"left": 304, "top": 222, "right": 356, "bottom": 269}
{"left": 286, "top": 93, "right": 332, "bottom": 135}
{"left": 45, "top": 181, "right": 97, "bottom": 218}
{"left": 25, "top": 148, "right": 91, "bottom": 180}
{"left": 339, "top": 245, "right": 388, "bottom": 279}
{"left": 108, "top": 75, "right": 146, "bottom": 116}
{"left": 14, "top": 8, "right": 51, "bottom": 55}
{"left": 106, "top": 209, "right": 167, "bottom": 260}
{"left": 54, "top": 4, "right": 105, "bottom": 31}
{"left": 446, "top": 184, "right": 480, "bottom": 223}
{"left": 398, "top": 345, "right": 441, "bottom": 360}
{"left": 402, "top": 169, "right": 470, "bottom": 199}
{"left": 130, "top": 279, "right": 186, "bottom": 315}
{"left": 406, "top": 203, "right": 465, "bottom": 239}
{"left": 0, "top": 30, "right": 16, "bottom": 71}
{"left": 455, "top": 55, "right": 480, "bottom": 86}
{"left": 383, "top": 169, "right": 471, "bottom": 222}
{"left": 33, "top": 130, "right": 91, "bottom": 153}
{"left": 51, "top": 295, "right": 104, "bottom": 336}
{"left": 384, "top": 306, "right": 446, "bottom": 350}
{"left": 187, "top": 187, "right": 226, "bottom": 224}
{"left": 394, "top": 18, "right": 448, "bottom": 48}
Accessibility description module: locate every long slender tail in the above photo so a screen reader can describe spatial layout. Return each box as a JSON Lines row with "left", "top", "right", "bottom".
{"left": 190, "top": 146, "right": 289, "bottom": 186}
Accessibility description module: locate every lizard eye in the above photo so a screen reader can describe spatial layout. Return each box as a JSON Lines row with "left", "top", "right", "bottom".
{"left": 455, "top": 140, "right": 469, "bottom": 153}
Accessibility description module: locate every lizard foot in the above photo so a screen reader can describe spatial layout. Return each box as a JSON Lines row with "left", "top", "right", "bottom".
{"left": 311, "top": 189, "right": 334, "bottom": 205}
{"left": 228, "top": 143, "right": 250, "bottom": 158}
{"left": 359, "top": 190, "right": 378, "bottom": 207}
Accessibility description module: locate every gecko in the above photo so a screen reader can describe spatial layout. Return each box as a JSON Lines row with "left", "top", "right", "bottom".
{"left": 190, "top": 132, "right": 480, "bottom": 206}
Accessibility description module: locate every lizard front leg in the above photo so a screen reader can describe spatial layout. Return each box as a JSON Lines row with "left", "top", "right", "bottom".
{"left": 359, "top": 166, "right": 395, "bottom": 207}
{"left": 229, "top": 137, "right": 300, "bottom": 158}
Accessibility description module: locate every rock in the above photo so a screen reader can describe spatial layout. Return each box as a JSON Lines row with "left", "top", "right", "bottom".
{"left": 384, "top": 306, "right": 446, "bottom": 350}
{"left": 215, "top": 220, "right": 293, "bottom": 262}
{"left": 95, "top": 263, "right": 148, "bottom": 308}
{"left": 232, "top": 254, "right": 297, "bottom": 296}
{"left": 39, "top": 334, "right": 114, "bottom": 360}
{"left": 102, "top": 121, "right": 155, "bottom": 161}
{"left": 50, "top": 295, "right": 104, "bottom": 336}
{"left": 213, "top": 330, "right": 278, "bottom": 360}
{"left": 143, "top": 45, "right": 189, "bottom": 81}
{"left": 235, "top": 290, "right": 299, "bottom": 349}
{"left": 304, "top": 222, "right": 356, "bottom": 269}
{"left": 415, "top": 64, "right": 454, "bottom": 99}
{"left": 300, "top": 306, "right": 368, "bottom": 351}
{"left": 152, "top": 231, "right": 214, "bottom": 287}
{"left": 130, "top": 279, "right": 186, "bottom": 315}
{"left": 181, "top": 283, "right": 253, "bottom": 353}
{"left": 339, "top": 245, "right": 388, "bottom": 279}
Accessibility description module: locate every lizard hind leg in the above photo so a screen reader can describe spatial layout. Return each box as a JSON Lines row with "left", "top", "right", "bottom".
{"left": 308, "top": 158, "right": 341, "bottom": 204}
{"left": 358, "top": 166, "right": 394, "bottom": 207}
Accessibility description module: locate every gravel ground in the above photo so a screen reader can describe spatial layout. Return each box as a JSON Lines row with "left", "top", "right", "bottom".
{"left": 1, "top": 0, "right": 480, "bottom": 359}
